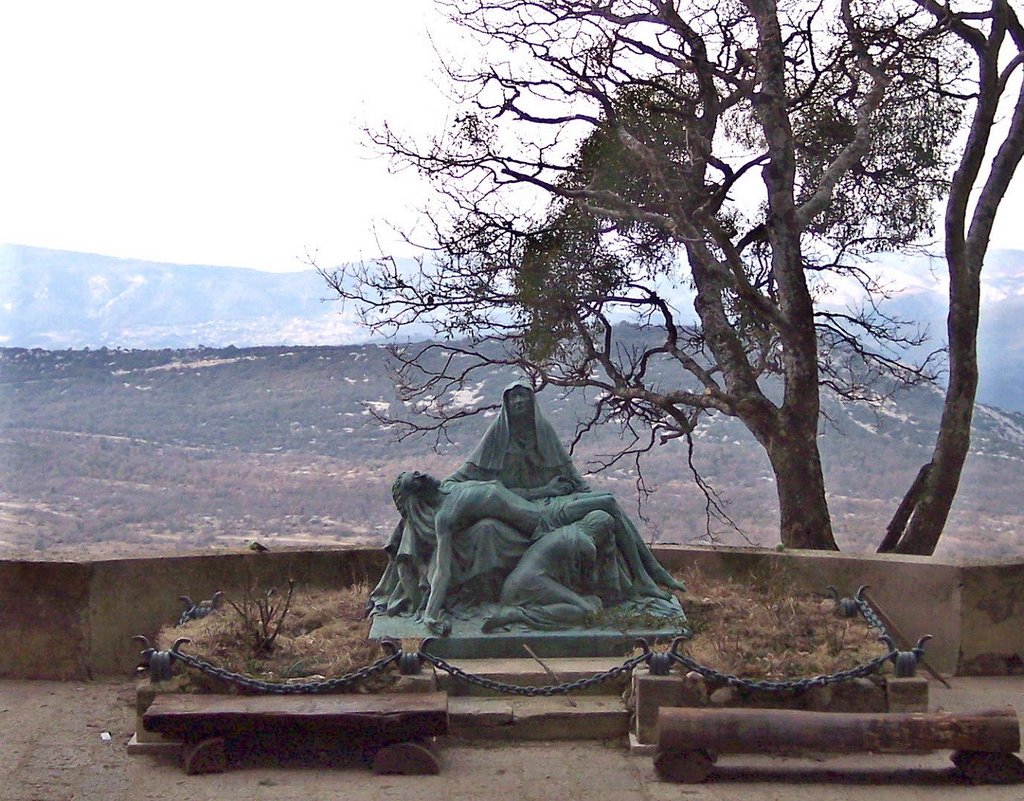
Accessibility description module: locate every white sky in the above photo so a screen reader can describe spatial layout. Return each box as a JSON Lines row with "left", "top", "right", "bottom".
{"left": 1, "top": 1, "right": 1023, "bottom": 274}
{"left": 0, "top": 2, "right": 460, "bottom": 272}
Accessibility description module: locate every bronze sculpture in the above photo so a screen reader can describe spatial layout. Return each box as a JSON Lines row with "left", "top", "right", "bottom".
{"left": 367, "top": 383, "right": 686, "bottom": 637}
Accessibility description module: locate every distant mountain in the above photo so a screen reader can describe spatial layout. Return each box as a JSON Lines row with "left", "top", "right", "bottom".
{"left": 866, "top": 250, "right": 1024, "bottom": 413}
{"left": 3, "top": 242, "right": 1024, "bottom": 410}
{"left": 0, "top": 244, "right": 367, "bottom": 349}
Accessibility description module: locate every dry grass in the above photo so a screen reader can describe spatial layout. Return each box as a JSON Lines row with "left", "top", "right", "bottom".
{"left": 157, "top": 563, "right": 888, "bottom": 687}
{"left": 157, "top": 582, "right": 392, "bottom": 689}
{"left": 674, "top": 563, "right": 884, "bottom": 679}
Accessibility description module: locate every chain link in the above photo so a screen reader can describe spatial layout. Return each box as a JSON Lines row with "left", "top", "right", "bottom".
{"left": 854, "top": 588, "right": 888, "bottom": 636}
{"left": 664, "top": 649, "right": 896, "bottom": 693}
{"left": 416, "top": 649, "right": 650, "bottom": 696}
{"left": 166, "top": 648, "right": 401, "bottom": 694}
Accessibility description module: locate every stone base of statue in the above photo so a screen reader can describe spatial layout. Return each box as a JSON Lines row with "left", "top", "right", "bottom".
{"left": 369, "top": 612, "right": 688, "bottom": 659}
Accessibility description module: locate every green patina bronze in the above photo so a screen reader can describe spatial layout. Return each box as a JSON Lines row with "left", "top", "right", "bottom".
{"left": 367, "top": 383, "right": 686, "bottom": 651}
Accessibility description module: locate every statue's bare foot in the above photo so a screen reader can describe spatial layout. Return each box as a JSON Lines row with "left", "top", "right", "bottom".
{"left": 638, "top": 580, "right": 672, "bottom": 601}
{"left": 664, "top": 576, "right": 687, "bottom": 593}
{"left": 425, "top": 617, "right": 452, "bottom": 637}
{"left": 482, "top": 609, "right": 515, "bottom": 633}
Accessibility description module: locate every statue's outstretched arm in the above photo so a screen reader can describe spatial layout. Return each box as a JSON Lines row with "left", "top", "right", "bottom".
{"left": 422, "top": 514, "right": 454, "bottom": 636}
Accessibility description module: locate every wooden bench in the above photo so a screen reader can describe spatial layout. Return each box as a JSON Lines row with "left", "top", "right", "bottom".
{"left": 654, "top": 706, "right": 1024, "bottom": 784}
{"left": 143, "top": 692, "right": 449, "bottom": 775}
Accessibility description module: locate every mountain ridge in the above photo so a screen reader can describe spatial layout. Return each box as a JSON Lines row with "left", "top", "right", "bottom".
{"left": 3, "top": 242, "right": 1024, "bottom": 411}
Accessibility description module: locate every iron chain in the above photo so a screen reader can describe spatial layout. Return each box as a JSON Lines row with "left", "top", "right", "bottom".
{"left": 664, "top": 649, "right": 896, "bottom": 693}
{"left": 854, "top": 589, "right": 889, "bottom": 637}
{"left": 416, "top": 649, "right": 651, "bottom": 696}
{"left": 167, "top": 648, "right": 401, "bottom": 694}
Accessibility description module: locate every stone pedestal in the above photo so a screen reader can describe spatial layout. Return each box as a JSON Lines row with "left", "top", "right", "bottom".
{"left": 633, "top": 668, "right": 705, "bottom": 743}
{"left": 369, "top": 615, "right": 684, "bottom": 659}
{"left": 393, "top": 672, "right": 438, "bottom": 693}
{"left": 885, "top": 676, "right": 929, "bottom": 712}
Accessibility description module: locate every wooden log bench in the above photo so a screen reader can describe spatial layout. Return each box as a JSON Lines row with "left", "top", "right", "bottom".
{"left": 654, "top": 706, "right": 1024, "bottom": 784}
{"left": 142, "top": 692, "right": 449, "bottom": 775}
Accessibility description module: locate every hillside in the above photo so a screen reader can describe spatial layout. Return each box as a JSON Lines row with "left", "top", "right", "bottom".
{"left": 4, "top": 243, "right": 1024, "bottom": 412}
{"left": 1, "top": 344, "right": 1022, "bottom": 560}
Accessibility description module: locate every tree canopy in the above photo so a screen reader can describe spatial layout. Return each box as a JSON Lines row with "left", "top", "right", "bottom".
{"left": 324, "top": 0, "right": 1019, "bottom": 551}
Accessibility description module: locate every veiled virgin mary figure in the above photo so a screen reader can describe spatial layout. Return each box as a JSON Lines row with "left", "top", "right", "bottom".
{"left": 443, "top": 382, "right": 686, "bottom": 607}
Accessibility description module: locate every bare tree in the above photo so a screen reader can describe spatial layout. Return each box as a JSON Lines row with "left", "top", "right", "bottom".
{"left": 880, "top": 0, "right": 1024, "bottom": 555}
{"left": 325, "top": 0, "right": 955, "bottom": 549}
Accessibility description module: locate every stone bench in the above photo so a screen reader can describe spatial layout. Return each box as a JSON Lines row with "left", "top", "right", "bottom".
{"left": 142, "top": 691, "right": 449, "bottom": 775}
{"left": 654, "top": 706, "right": 1023, "bottom": 784}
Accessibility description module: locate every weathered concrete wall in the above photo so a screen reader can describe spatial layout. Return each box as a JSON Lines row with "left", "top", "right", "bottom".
{"left": 0, "top": 548, "right": 386, "bottom": 680}
{"left": 957, "top": 560, "right": 1024, "bottom": 675}
{"left": 0, "top": 561, "right": 91, "bottom": 679}
{"left": 0, "top": 546, "right": 1018, "bottom": 680}
{"left": 87, "top": 548, "right": 388, "bottom": 676}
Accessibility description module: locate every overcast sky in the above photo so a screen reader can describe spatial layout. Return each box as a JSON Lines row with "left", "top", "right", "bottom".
{"left": 2, "top": 1, "right": 1023, "bottom": 274}
{"left": 0, "top": 2, "right": 460, "bottom": 272}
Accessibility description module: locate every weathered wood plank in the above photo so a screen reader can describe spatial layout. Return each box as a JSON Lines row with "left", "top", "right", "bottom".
{"left": 657, "top": 707, "right": 1020, "bottom": 756}
{"left": 143, "top": 692, "right": 449, "bottom": 742}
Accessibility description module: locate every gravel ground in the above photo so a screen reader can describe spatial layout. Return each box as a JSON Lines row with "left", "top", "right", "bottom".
{"left": 2, "top": 677, "right": 1023, "bottom": 801}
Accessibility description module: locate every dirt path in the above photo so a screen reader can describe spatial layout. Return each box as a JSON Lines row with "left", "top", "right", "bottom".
{"left": 2, "top": 678, "right": 1023, "bottom": 801}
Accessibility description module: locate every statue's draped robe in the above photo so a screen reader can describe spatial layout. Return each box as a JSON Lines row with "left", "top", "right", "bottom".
{"left": 494, "top": 522, "right": 603, "bottom": 630}
{"left": 444, "top": 383, "right": 683, "bottom": 616}
{"left": 366, "top": 488, "right": 532, "bottom": 619}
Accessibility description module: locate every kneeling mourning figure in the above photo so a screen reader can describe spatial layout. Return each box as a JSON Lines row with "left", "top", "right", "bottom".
{"left": 366, "top": 382, "right": 686, "bottom": 636}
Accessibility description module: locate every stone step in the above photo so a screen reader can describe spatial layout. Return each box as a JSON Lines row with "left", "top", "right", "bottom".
{"left": 449, "top": 695, "right": 630, "bottom": 741}
{"left": 432, "top": 657, "right": 633, "bottom": 697}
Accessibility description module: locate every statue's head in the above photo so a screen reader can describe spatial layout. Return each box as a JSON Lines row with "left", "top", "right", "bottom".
{"left": 392, "top": 471, "right": 441, "bottom": 510}
{"left": 503, "top": 383, "right": 535, "bottom": 423}
{"left": 579, "top": 510, "right": 615, "bottom": 547}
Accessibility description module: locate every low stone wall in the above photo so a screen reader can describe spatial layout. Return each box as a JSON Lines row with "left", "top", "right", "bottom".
{"left": 0, "top": 545, "right": 1018, "bottom": 680}
{"left": 1, "top": 548, "right": 386, "bottom": 680}
{"left": 0, "top": 560, "right": 91, "bottom": 680}
{"left": 957, "top": 559, "right": 1024, "bottom": 675}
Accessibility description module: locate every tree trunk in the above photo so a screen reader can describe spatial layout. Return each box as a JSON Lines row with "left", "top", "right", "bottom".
{"left": 745, "top": 1, "right": 836, "bottom": 552}
{"left": 886, "top": 1, "right": 1024, "bottom": 555}
{"left": 656, "top": 707, "right": 1021, "bottom": 756}
{"left": 763, "top": 416, "right": 838, "bottom": 550}
{"left": 893, "top": 261, "right": 980, "bottom": 555}
{"left": 877, "top": 462, "right": 932, "bottom": 553}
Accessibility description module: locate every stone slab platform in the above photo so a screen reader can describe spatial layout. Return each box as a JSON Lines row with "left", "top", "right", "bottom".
{"left": 448, "top": 696, "right": 630, "bottom": 741}
{"left": 435, "top": 657, "right": 632, "bottom": 696}
{"left": 369, "top": 616, "right": 684, "bottom": 658}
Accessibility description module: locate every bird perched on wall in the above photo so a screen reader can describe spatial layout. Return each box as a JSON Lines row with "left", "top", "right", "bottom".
{"left": 248, "top": 539, "right": 269, "bottom": 552}
{"left": 177, "top": 591, "right": 224, "bottom": 626}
